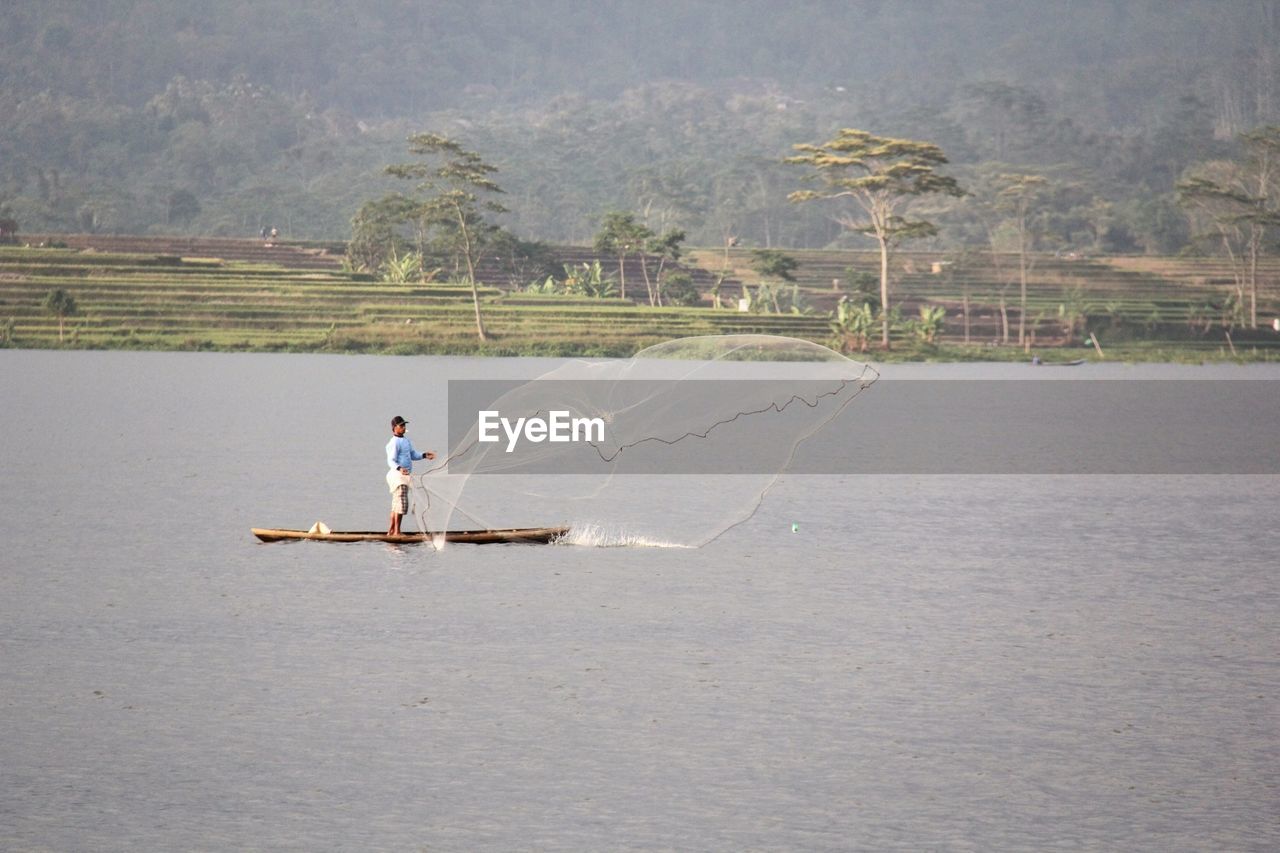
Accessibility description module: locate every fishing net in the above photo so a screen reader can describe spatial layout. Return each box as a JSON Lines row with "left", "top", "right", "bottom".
{"left": 410, "top": 334, "right": 877, "bottom": 547}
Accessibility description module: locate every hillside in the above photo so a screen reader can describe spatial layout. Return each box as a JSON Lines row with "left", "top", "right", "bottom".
{"left": 3, "top": 2, "right": 1278, "bottom": 249}
{"left": 3, "top": 236, "right": 1278, "bottom": 359}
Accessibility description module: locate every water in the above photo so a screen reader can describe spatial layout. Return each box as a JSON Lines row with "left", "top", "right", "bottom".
{"left": 1, "top": 350, "right": 1277, "bottom": 851}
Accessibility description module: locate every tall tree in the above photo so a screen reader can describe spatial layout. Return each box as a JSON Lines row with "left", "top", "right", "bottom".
{"left": 1177, "top": 125, "right": 1280, "bottom": 328}
{"left": 992, "top": 172, "right": 1050, "bottom": 346}
{"left": 385, "top": 133, "right": 506, "bottom": 341}
{"left": 787, "top": 129, "right": 963, "bottom": 348}
{"left": 593, "top": 211, "right": 652, "bottom": 301}
{"left": 640, "top": 228, "right": 686, "bottom": 307}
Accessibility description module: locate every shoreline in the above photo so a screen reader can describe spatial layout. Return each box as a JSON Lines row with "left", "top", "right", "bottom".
{"left": 4, "top": 340, "right": 1279, "bottom": 364}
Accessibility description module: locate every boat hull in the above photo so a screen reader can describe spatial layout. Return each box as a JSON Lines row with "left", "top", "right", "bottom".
{"left": 252, "top": 526, "right": 568, "bottom": 545}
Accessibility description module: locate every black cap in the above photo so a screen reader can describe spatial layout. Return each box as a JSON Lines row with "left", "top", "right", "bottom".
{"left": 391, "top": 415, "right": 408, "bottom": 428}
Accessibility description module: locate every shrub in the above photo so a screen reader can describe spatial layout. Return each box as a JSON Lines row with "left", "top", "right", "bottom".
{"left": 661, "top": 272, "right": 700, "bottom": 307}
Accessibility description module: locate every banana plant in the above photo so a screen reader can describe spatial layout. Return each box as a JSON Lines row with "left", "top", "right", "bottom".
{"left": 913, "top": 304, "right": 946, "bottom": 344}
{"left": 830, "top": 296, "right": 876, "bottom": 353}
{"left": 1057, "top": 287, "right": 1093, "bottom": 340}
{"left": 524, "top": 275, "right": 561, "bottom": 294}
{"left": 380, "top": 250, "right": 424, "bottom": 284}
{"left": 562, "top": 261, "right": 618, "bottom": 298}
{"left": 787, "top": 284, "right": 814, "bottom": 315}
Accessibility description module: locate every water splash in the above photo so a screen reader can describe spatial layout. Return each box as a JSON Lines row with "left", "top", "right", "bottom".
{"left": 558, "top": 523, "right": 692, "bottom": 549}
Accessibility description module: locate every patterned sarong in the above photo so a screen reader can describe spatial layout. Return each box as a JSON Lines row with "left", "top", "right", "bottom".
{"left": 386, "top": 468, "right": 412, "bottom": 515}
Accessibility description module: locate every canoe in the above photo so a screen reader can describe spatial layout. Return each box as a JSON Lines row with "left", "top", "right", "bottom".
{"left": 251, "top": 526, "right": 569, "bottom": 545}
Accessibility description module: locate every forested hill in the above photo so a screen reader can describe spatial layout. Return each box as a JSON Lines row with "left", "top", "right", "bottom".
{"left": 5, "top": 0, "right": 1276, "bottom": 123}
{"left": 3, "top": 1, "right": 1278, "bottom": 249}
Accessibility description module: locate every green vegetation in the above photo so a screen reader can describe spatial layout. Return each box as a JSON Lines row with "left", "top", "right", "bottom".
{"left": 2, "top": 240, "right": 1278, "bottom": 361}
{"left": 41, "top": 287, "right": 77, "bottom": 342}
{"left": 526, "top": 262, "right": 618, "bottom": 299}
{"left": 788, "top": 130, "right": 965, "bottom": 347}
{"left": 593, "top": 213, "right": 650, "bottom": 303}
{"left": 6, "top": 4, "right": 1279, "bottom": 366}
{"left": 1177, "top": 126, "right": 1280, "bottom": 329}
{"left": 3, "top": 2, "right": 1278, "bottom": 252}
{"left": 0, "top": 241, "right": 826, "bottom": 357}
{"left": 360, "top": 133, "right": 509, "bottom": 341}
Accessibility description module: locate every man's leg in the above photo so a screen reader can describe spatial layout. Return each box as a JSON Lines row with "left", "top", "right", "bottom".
{"left": 389, "top": 484, "right": 408, "bottom": 535}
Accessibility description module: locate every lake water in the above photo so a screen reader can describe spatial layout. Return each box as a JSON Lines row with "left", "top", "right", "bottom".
{"left": 1, "top": 349, "right": 1277, "bottom": 851}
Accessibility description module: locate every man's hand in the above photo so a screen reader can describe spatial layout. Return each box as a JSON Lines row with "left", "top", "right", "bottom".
{"left": 425, "top": 451, "right": 437, "bottom": 460}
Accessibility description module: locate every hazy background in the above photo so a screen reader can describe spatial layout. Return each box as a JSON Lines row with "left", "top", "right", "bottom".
{"left": 2, "top": 1, "right": 1278, "bottom": 247}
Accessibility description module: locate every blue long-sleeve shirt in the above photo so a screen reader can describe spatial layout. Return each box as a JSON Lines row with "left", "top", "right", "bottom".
{"left": 386, "top": 435, "right": 426, "bottom": 472}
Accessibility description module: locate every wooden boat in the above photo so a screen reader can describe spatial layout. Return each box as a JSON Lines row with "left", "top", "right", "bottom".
{"left": 1031, "top": 358, "right": 1087, "bottom": 366}
{"left": 251, "top": 526, "right": 569, "bottom": 545}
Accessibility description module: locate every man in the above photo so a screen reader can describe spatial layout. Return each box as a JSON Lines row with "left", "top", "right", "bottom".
{"left": 386, "top": 415, "right": 436, "bottom": 536}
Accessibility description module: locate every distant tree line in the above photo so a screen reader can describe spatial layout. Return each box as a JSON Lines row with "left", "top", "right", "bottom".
{"left": 3, "top": 0, "right": 1279, "bottom": 265}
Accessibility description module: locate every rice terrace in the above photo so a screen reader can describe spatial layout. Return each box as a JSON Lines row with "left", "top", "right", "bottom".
{"left": 3, "top": 233, "right": 1278, "bottom": 360}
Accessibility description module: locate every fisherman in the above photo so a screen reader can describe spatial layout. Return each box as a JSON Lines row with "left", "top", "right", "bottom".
{"left": 386, "top": 415, "right": 436, "bottom": 536}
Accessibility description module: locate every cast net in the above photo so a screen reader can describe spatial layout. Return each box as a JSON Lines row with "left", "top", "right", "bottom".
{"left": 410, "top": 334, "right": 877, "bottom": 547}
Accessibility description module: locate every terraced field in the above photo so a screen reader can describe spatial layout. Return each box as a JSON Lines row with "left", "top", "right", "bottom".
{"left": 0, "top": 243, "right": 829, "bottom": 357}
{"left": 696, "top": 247, "right": 1280, "bottom": 356}
{"left": 3, "top": 236, "right": 1279, "bottom": 359}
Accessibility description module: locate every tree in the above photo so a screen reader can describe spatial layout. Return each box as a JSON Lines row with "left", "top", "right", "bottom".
{"left": 957, "top": 82, "right": 1052, "bottom": 162}
{"left": 946, "top": 166, "right": 1050, "bottom": 344}
{"left": 384, "top": 133, "right": 506, "bottom": 342}
{"left": 1001, "top": 175, "right": 1048, "bottom": 345}
{"left": 1177, "top": 126, "right": 1280, "bottom": 328}
{"left": 593, "top": 212, "right": 652, "bottom": 301}
{"left": 844, "top": 267, "right": 881, "bottom": 312}
{"left": 639, "top": 228, "right": 686, "bottom": 306}
{"left": 348, "top": 194, "right": 418, "bottom": 273}
{"left": 0, "top": 204, "right": 18, "bottom": 244}
{"left": 166, "top": 189, "right": 201, "bottom": 227}
{"left": 749, "top": 248, "right": 799, "bottom": 282}
{"left": 989, "top": 172, "right": 1050, "bottom": 346}
{"left": 750, "top": 249, "right": 800, "bottom": 313}
{"left": 787, "top": 129, "right": 963, "bottom": 348}
{"left": 486, "top": 232, "right": 559, "bottom": 290}
{"left": 660, "top": 272, "right": 700, "bottom": 307}
{"left": 710, "top": 233, "right": 738, "bottom": 309}
{"left": 43, "top": 288, "right": 77, "bottom": 343}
